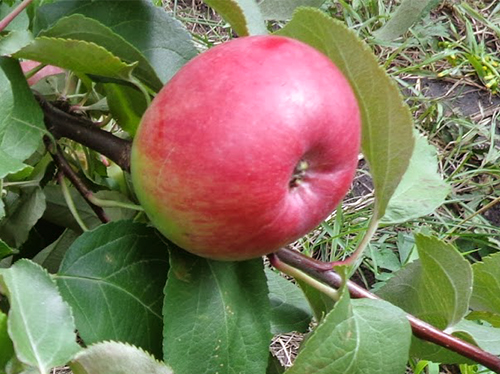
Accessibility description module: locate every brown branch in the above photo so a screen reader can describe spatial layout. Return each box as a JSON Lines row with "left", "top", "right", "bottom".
{"left": 45, "top": 138, "right": 110, "bottom": 224}
{"left": 273, "top": 248, "right": 500, "bottom": 373}
{"left": 36, "top": 94, "right": 132, "bottom": 172}
{"left": 34, "top": 91, "right": 500, "bottom": 372}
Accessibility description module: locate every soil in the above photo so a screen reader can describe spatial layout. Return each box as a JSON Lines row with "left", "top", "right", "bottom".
{"left": 419, "top": 78, "right": 500, "bottom": 227}
{"left": 421, "top": 78, "right": 500, "bottom": 119}
{"left": 349, "top": 160, "right": 374, "bottom": 200}
{"left": 484, "top": 204, "right": 500, "bottom": 226}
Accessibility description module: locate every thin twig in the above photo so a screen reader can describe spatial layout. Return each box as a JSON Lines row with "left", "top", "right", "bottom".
{"left": 45, "top": 139, "right": 110, "bottom": 224}
{"left": 0, "top": 0, "right": 34, "bottom": 32}
{"left": 274, "top": 248, "right": 500, "bottom": 373}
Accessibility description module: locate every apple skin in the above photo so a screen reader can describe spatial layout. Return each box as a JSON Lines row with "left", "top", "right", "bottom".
{"left": 20, "top": 61, "right": 64, "bottom": 86}
{"left": 131, "top": 35, "right": 361, "bottom": 261}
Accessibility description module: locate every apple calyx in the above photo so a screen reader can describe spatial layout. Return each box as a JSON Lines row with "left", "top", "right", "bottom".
{"left": 289, "top": 160, "right": 309, "bottom": 188}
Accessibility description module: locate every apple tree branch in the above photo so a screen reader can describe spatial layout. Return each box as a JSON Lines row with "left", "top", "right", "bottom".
{"left": 36, "top": 95, "right": 500, "bottom": 372}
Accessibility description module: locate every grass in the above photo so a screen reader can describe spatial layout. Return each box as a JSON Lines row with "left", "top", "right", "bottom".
{"left": 162, "top": 1, "right": 500, "bottom": 372}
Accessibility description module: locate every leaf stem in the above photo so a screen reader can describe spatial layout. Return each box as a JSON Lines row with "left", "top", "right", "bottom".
{"left": 87, "top": 195, "right": 143, "bottom": 211}
{"left": 58, "top": 172, "right": 88, "bottom": 232}
{"left": 335, "top": 213, "right": 380, "bottom": 267}
{"left": 46, "top": 139, "right": 110, "bottom": 224}
{"left": 275, "top": 248, "right": 500, "bottom": 373}
{"left": 268, "top": 253, "right": 339, "bottom": 301}
{"left": 305, "top": 213, "right": 380, "bottom": 270}
{"left": 0, "top": 0, "right": 34, "bottom": 32}
{"left": 129, "top": 75, "right": 152, "bottom": 107}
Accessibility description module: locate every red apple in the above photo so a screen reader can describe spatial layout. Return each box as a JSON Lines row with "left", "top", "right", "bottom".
{"left": 131, "top": 35, "right": 361, "bottom": 261}
{"left": 20, "top": 60, "right": 64, "bottom": 86}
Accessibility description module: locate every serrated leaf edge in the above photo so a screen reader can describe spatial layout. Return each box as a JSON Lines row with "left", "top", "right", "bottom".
{"left": 1, "top": 259, "right": 80, "bottom": 371}
{"left": 71, "top": 340, "right": 172, "bottom": 369}
{"left": 472, "top": 250, "right": 500, "bottom": 270}
{"left": 39, "top": 13, "right": 162, "bottom": 90}
{"left": 14, "top": 36, "right": 138, "bottom": 80}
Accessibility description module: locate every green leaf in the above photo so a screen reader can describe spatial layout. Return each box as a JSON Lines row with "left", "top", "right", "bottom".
{"left": 0, "top": 57, "right": 45, "bottom": 176}
{"left": 470, "top": 252, "right": 500, "bottom": 314}
{"left": 56, "top": 221, "right": 169, "bottom": 359}
{"left": 450, "top": 319, "right": 500, "bottom": 356}
{"left": 163, "top": 249, "right": 271, "bottom": 374}
{"left": 43, "top": 185, "right": 101, "bottom": 232}
{"left": 382, "top": 133, "right": 450, "bottom": 223}
{"left": 43, "top": 185, "right": 136, "bottom": 232}
{"left": 266, "top": 269, "right": 312, "bottom": 334}
{"left": 0, "top": 2, "right": 29, "bottom": 31}
{"left": 377, "top": 234, "right": 473, "bottom": 363}
{"left": 374, "top": 0, "right": 440, "bottom": 41}
{"left": 267, "top": 354, "right": 285, "bottom": 374}
{"left": 70, "top": 341, "right": 173, "bottom": 374}
{"left": 34, "top": 0, "right": 198, "bottom": 84}
{"left": 205, "top": 0, "right": 268, "bottom": 36}
{"left": 14, "top": 37, "right": 137, "bottom": 83}
{"left": 0, "top": 187, "right": 46, "bottom": 248}
{"left": 32, "top": 229, "right": 79, "bottom": 273}
{"left": 104, "top": 83, "right": 147, "bottom": 136}
{"left": 466, "top": 311, "right": 500, "bottom": 328}
{"left": 277, "top": 8, "right": 415, "bottom": 219}
{"left": 6, "top": 163, "right": 33, "bottom": 182}
{"left": 0, "top": 150, "right": 28, "bottom": 180}
{"left": 92, "top": 190, "right": 138, "bottom": 222}
{"left": 0, "top": 30, "right": 34, "bottom": 56}
{"left": 0, "top": 239, "right": 17, "bottom": 261}
{"left": 0, "top": 259, "right": 81, "bottom": 373}
{"left": 0, "top": 311, "right": 14, "bottom": 371}
{"left": 258, "top": 0, "right": 326, "bottom": 20}
{"left": 295, "top": 278, "right": 334, "bottom": 323}
{"left": 378, "top": 234, "right": 472, "bottom": 328}
{"left": 38, "top": 14, "right": 163, "bottom": 91}
{"left": 286, "top": 293, "right": 411, "bottom": 374}
{"left": 367, "top": 243, "right": 402, "bottom": 272}
{"left": 409, "top": 336, "right": 472, "bottom": 365}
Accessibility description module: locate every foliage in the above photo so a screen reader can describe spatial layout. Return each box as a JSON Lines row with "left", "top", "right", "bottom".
{"left": 0, "top": 0, "right": 499, "bottom": 373}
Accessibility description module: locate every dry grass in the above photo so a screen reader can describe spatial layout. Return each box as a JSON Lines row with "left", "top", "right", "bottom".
{"left": 163, "top": 0, "right": 232, "bottom": 49}
{"left": 270, "top": 332, "right": 304, "bottom": 368}
{"left": 51, "top": 367, "right": 72, "bottom": 374}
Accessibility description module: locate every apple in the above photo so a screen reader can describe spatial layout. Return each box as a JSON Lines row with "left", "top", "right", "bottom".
{"left": 131, "top": 35, "right": 361, "bottom": 261}
{"left": 20, "top": 60, "right": 64, "bottom": 86}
